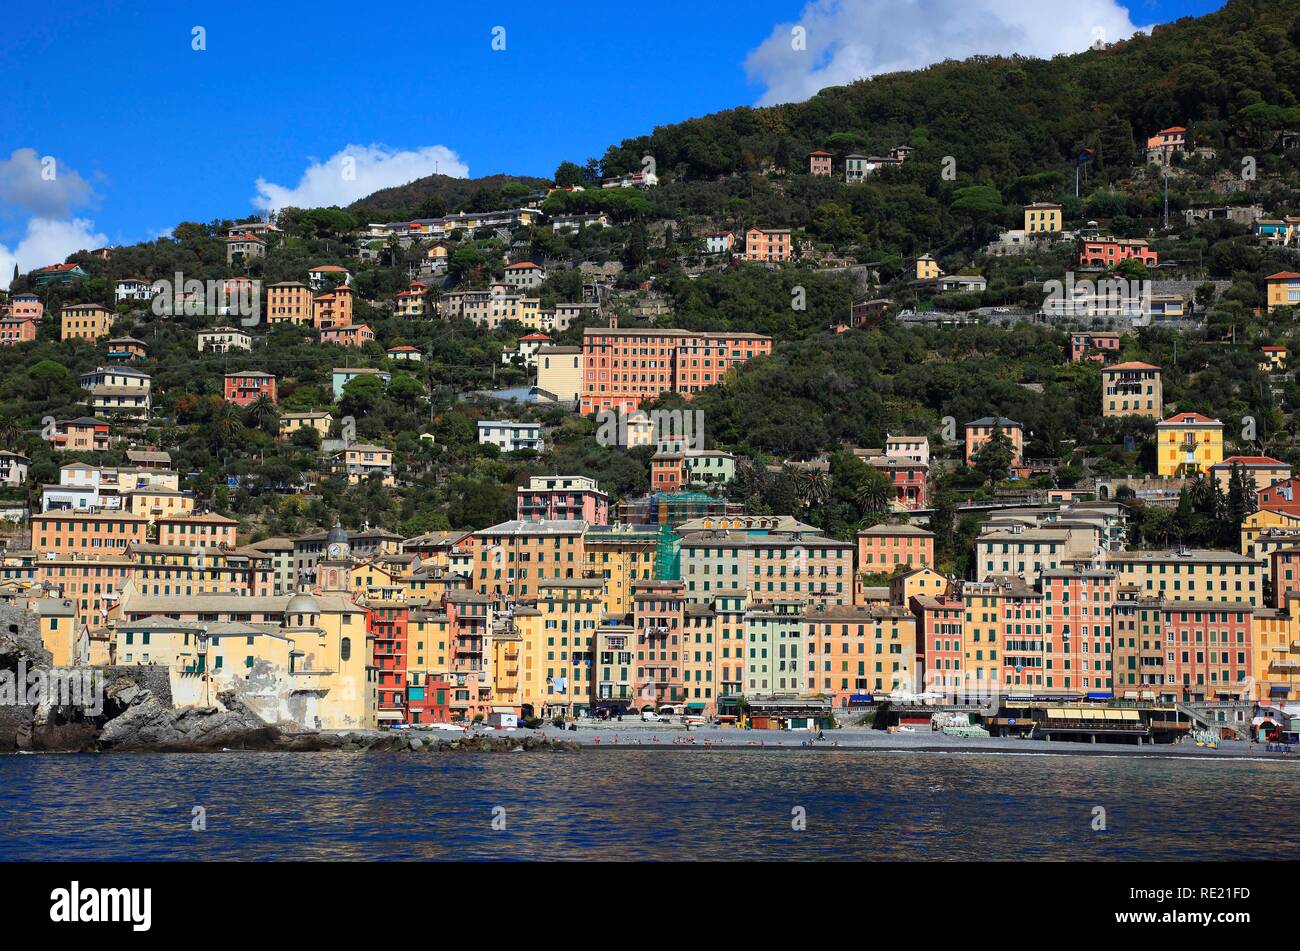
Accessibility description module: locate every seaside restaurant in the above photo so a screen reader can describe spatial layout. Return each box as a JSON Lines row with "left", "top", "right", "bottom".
{"left": 745, "top": 695, "right": 836, "bottom": 731}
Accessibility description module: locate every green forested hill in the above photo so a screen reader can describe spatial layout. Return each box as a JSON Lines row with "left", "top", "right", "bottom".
{"left": 598, "top": 0, "right": 1300, "bottom": 189}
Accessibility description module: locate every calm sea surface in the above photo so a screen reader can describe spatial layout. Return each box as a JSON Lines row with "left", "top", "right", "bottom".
{"left": 0, "top": 749, "right": 1294, "bottom": 860}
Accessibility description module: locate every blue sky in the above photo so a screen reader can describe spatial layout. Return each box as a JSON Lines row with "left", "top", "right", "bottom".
{"left": 0, "top": 0, "right": 1223, "bottom": 280}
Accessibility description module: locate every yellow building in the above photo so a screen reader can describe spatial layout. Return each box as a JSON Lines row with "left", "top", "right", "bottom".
{"left": 35, "top": 597, "right": 79, "bottom": 666}
{"left": 61, "top": 304, "right": 114, "bottom": 342}
{"left": 472, "top": 520, "right": 586, "bottom": 600}
{"left": 1024, "top": 203, "right": 1062, "bottom": 235}
{"left": 888, "top": 567, "right": 951, "bottom": 607}
{"left": 536, "top": 346, "right": 582, "bottom": 403}
{"left": 1101, "top": 362, "right": 1162, "bottom": 418}
{"left": 1265, "top": 272, "right": 1300, "bottom": 313}
{"left": 1251, "top": 608, "right": 1300, "bottom": 705}
{"left": 1260, "top": 346, "right": 1288, "bottom": 373}
{"left": 1241, "top": 509, "right": 1300, "bottom": 561}
{"left": 279, "top": 412, "right": 333, "bottom": 439}
{"left": 492, "top": 627, "right": 523, "bottom": 714}
{"left": 350, "top": 561, "right": 404, "bottom": 601}
{"left": 123, "top": 487, "right": 195, "bottom": 519}
{"left": 916, "top": 254, "right": 941, "bottom": 280}
{"left": 112, "top": 585, "right": 373, "bottom": 729}
{"left": 533, "top": 578, "right": 604, "bottom": 717}
{"left": 1070, "top": 549, "right": 1260, "bottom": 606}
{"left": 511, "top": 604, "right": 545, "bottom": 715}
{"left": 408, "top": 607, "right": 451, "bottom": 676}
{"left": 583, "top": 525, "right": 657, "bottom": 616}
{"left": 1155, "top": 412, "right": 1224, "bottom": 478}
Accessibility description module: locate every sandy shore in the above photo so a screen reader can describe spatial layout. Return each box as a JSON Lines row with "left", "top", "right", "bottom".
{"left": 526, "top": 723, "right": 1300, "bottom": 761}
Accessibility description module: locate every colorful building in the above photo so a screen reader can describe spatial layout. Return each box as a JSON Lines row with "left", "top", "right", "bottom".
{"left": 1155, "top": 412, "right": 1223, "bottom": 478}
{"left": 1101, "top": 362, "right": 1162, "bottom": 418}
{"left": 224, "top": 371, "right": 277, "bottom": 406}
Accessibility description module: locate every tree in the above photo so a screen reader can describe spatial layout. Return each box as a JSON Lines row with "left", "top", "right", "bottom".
{"left": 974, "top": 427, "right": 1015, "bottom": 486}
{"left": 554, "top": 161, "right": 585, "bottom": 187}
{"left": 245, "top": 393, "right": 279, "bottom": 436}
{"left": 624, "top": 220, "right": 649, "bottom": 269}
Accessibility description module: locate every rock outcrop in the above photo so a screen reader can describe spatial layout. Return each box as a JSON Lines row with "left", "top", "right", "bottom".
{"left": 1, "top": 605, "right": 575, "bottom": 753}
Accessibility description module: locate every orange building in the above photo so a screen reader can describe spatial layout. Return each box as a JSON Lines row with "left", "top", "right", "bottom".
{"left": 52, "top": 418, "right": 111, "bottom": 453}
{"left": 964, "top": 417, "right": 1024, "bottom": 467}
{"left": 0, "top": 316, "right": 37, "bottom": 345}
{"left": 30, "top": 511, "right": 150, "bottom": 554}
{"left": 312, "top": 284, "right": 354, "bottom": 328}
{"left": 744, "top": 227, "right": 792, "bottom": 263}
{"left": 156, "top": 512, "right": 239, "bottom": 549}
{"left": 266, "top": 282, "right": 312, "bottom": 324}
{"left": 579, "top": 327, "right": 771, "bottom": 414}
{"left": 857, "top": 524, "right": 935, "bottom": 575}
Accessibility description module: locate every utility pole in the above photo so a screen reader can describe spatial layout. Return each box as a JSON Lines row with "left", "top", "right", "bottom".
{"left": 1163, "top": 167, "right": 1171, "bottom": 231}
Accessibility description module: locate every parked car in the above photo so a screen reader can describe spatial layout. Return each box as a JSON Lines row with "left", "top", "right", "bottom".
{"left": 640, "top": 711, "right": 664, "bottom": 723}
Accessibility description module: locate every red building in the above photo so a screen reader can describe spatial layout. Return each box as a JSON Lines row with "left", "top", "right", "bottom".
{"left": 368, "top": 601, "right": 410, "bottom": 725}
{"left": 0, "top": 316, "right": 37, "bottom": 345}
{"left": 405, "top": 673, "right": 452, "bottom": 725}
{"left": 877, "top": 459, "right": 928, "bottom": 510}
{"left": 223, "top": 371, "right": 277, "bottom": 406}
{"left": 1078, "top": 238, "right": 1159, "bottom": 269}
{"left": 1258, "top": 477, "right": 1300, "bottom": 517}
{"left": 912, "top": 594, "right": 965, "bottom": 696}
{"left": 579, "top": 327, "right": 771, "bottom": 415}
{"left": 808, "top": 150, "right": 833, "bottom": 176}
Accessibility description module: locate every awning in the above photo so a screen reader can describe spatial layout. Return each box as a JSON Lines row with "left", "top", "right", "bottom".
{"left": 686, "top": 702, "right": 706, "bottom": 711}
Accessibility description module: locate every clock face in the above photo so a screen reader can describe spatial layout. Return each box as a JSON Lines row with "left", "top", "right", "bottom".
{"left": 327, "top": 543, "right": 343, "bottom": 558}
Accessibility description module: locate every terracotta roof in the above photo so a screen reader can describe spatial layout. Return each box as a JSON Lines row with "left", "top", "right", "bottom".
{"left": 1266, "top": 272, "right": 1300, "bottom": 280}
{"left": 1106, "top": 361, "right": 1160, "bottom": 371}
{"left": 1219, "top": 456, "right": 1286, "bottom": 466}
{"left": 1159, "top": 412, "right": 1221, "bottom": 425}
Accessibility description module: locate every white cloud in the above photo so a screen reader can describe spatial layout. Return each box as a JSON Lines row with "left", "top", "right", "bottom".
{"left": 252, "top": 144, "right": 469, "bottom": 212}
{"left": 0, "top": 148, "right": 96, "bottom": 218}
{"left": 0, "top": 217, "right": 107, "bottom": 290}
{"left": 745, "top": 0, "right": 1148, "bottom": 105}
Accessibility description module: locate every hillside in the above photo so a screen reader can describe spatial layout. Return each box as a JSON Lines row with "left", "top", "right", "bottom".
{"left": 346, "top": 172, "right": 552, "bottom": 223}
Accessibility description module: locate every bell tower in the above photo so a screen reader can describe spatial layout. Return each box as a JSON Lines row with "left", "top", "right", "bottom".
{"left": 317, "top": 521, "right": 352, "bottom": 594}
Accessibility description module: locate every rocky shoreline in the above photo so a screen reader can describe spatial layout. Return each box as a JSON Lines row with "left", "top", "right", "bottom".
{"left": 1, "top": 605, "right": 576, "bottom": 755}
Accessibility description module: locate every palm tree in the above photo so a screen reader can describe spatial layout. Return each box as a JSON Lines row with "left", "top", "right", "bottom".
{"left": 801, "top": 468, "right": 829, "bottom": 508}
{"left": 855, "top": 475, "right": 893, "bottom": 516}
{"left": 208, "top": 402, "right": 245, "bottom": 458}
{"left": 244, "top": 393, "right": 279, "bottom": 436}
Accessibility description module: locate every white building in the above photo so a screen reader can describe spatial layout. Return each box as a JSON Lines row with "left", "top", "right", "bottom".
{"left": 78, "top": 366, "right": 152, "bottom": 421}
{"left": 115, "top": 279, "right": 156, "bottom": 302}
{"left": 0, "top": 451, "right": 28, "bottom": 487}
{"left": 198, "top": 327, "right": 253, "bottom": 353}
{"left": 478, "top": 420, "right": 544, "bottom": 453}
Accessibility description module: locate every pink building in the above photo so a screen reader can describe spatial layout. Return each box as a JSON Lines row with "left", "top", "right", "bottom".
{"left": 1158, "top": 600, "right": 1252, "bottom": 703}
{"left": 320, "top": 323, "right": 374, "bottom": 348}
{"left": 9, "top": 294, "right": 43, "bottom": 320}
{"left": 1069, "top": 331, "right": 1121, "bottom": 363}
{"left": 808, "top": 151, "right": 832, "bottom": 176}
{"left": 516, "top": 476, "right": 609, "bottom": 524}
